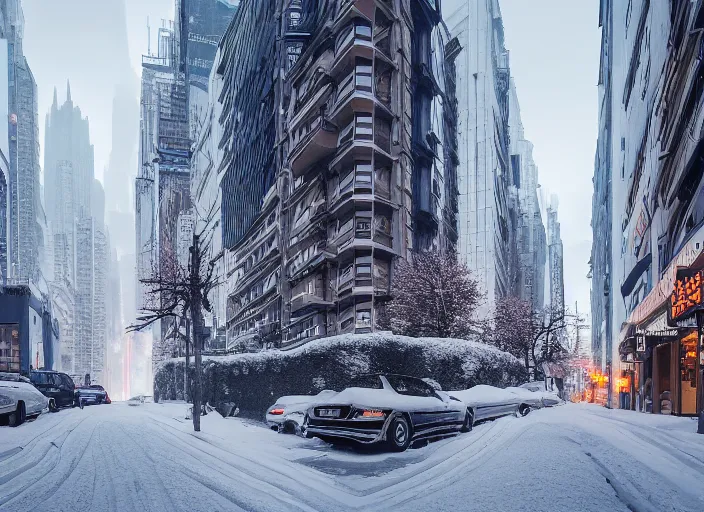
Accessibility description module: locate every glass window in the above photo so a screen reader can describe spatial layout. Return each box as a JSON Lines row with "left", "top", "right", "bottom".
{"left": 355, "top": 114, "right": 373, "bottom": 140}
{"left": 349, "top": 375, "right": 383, "bottom": 389}
{"left": 355, "top": 22, "right": 372, "bottom": 40}
{"left": 386, "top": 375, "right": 435, "bottom": 397}
{"left": 0, "top": 324, "right": 20, "bottom": 373}
{"left": 356, "top": 309, "right": 372, "bottom": 328}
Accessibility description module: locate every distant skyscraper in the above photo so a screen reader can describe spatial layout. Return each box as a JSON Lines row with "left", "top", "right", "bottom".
{"left": 547, "top": 197, "right": 565, "bottom": 313}
{"left": 508, "top": 80, "right": 547, "bottom": 312}
{"left": 44, "top": 89, "right": 108, "bottom": 382}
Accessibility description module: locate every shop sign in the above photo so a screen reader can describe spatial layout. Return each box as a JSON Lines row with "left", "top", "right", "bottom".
{"left": 668, "top": 268, "right": 704, "bottom": 325}
{"left": 628, "top": 238, "right": 703, "bottom": 325}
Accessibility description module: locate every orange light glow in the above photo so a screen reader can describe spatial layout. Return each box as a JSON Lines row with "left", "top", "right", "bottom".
{"left": 361, "top": 410, "right": 385, "bottom": 417}
{"left": 686, "top": 351, "right": 697, "bottom": 358}
{"left": 270, "top": 408, "right": 285, "bottom": 415}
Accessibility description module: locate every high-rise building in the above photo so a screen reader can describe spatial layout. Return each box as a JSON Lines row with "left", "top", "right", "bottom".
{"left": 1, "top": 0, "right": 43, "bottom": 282}
{"left": 593, "top": 1, "right": 704, "bottom": 415}
{"left": 445, "top": 0, "right": 519, "bottom": 313}
{"left": 195, "top": 0, "right": 458, "bottom": 351}
{"left": 44, "top": 88, "right": 108, "bottom": 382}
{"left": 508, "top": 80, "right": 546, "bottom": 312}
{"left": 546, "top": 196, "right": 564, "bottom": 313}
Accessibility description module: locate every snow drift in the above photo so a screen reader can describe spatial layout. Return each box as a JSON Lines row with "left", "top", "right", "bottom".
{"left": 154, "top": 332, "right": 528, "bottom": 418}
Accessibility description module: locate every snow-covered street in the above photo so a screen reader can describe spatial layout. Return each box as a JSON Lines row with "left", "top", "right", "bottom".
{"left": 1, "top": 403, "right": 703, "bottom": 512}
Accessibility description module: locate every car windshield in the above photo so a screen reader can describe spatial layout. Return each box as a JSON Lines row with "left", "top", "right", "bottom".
{"left": 348, "top": 375, "right": 383, "bottom": 389}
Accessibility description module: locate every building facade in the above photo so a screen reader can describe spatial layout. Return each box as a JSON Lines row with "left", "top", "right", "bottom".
{"left": 191, "top": 0, "right": 459, "bottom": 352}
{"left": 445, "top": 0, "right": 519, "bottom": 314}
{"left": 44, "top": 88, "right": 107, "bottom": 382}
{"left": 1, "top": 0, "right": 43, "bottom": 283}
{"left": 593, "top": 0, "right": 704, "bottom": 417}
{"left": 547, "top": 196, "right": 564, "bottom": 313}
{"left": 508, "top": 79, "right": 546, "bottom": 312}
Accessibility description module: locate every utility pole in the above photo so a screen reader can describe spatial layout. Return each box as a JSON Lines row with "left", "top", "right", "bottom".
{"left": 189, "top": 232, "right": 204, "bottom": 432}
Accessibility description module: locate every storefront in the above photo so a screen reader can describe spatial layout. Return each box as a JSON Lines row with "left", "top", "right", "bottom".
{"left": 619, "top": 308, "right": 698, "bottom": 416}
{"left": 664, "top": 267, "right": 704, "bottom": 418}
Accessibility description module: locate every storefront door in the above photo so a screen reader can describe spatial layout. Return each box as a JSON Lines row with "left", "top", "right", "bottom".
{"left": 680, "top": 332, "right": 698, "bottom": 415}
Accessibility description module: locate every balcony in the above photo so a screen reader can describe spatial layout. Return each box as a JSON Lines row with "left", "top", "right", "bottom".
{"left": 290, "top": 293, "right": 333, "bottom": 314}
{"left": 289, "top": 113, "right": 339, "bottom": 176}
{"left": 329, "top": 66, "right": 392, "bottom": 125}
{"left": 331, "top": 114, "right": 393, "bottom": 171}
{"left": 329, "top": 162, "right": 392, "bottom": 209}
{"left": 331, "top": 17, "right": 396, "bottom": 78}
{"left": 335, "top": 0, "right": 377, "bottom": 27}
{"left": 333, "top": 213, "right": 394, "bottom": 256}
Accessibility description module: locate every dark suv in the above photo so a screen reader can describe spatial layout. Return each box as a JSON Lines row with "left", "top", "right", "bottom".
{"left": 30, "top": 370, "right": 76, "bottom": 409}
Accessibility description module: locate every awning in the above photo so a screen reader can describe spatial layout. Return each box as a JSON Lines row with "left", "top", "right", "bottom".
{"left": 621, "top": 253, "right": 652, "bottom": 298}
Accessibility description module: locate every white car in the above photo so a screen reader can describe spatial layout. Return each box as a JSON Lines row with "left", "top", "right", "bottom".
{"left": 266, "top": 390, "right": 338, "bottom": 434}
{"left": 518, "top": 382, "right": 563, "bottom": 407}
{"left": 449, "top": 384, "right": 531, "bottom": 421}
{"left": 127, "top": 395, "right": 145, "bottom": 406}
{"left": 0, "top": 372, "right": 49, "bottom": 427}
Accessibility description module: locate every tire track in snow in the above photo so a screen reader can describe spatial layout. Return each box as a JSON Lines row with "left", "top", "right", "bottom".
{"left": 1, "top": 414, "right": 99, "bottom": 511}
{"left": 363, "top": 419, "right": 533, "bottom": 510}
{"left": 144, "top": 417, "right": 326, "bottom": 512}
{"left": 147, "top": 414, "right": 346, "bottom": 511}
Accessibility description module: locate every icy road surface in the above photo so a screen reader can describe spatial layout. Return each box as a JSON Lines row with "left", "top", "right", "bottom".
{"left": 1, "top": 402, "right": 703, "bottom": 512}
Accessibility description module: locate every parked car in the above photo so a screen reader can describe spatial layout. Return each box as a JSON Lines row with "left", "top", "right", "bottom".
{"left": 30, "top": 370, "right": 76, "bottom": 410}
{"left": 266, "top": 390, "right": 338, "bottom": 434}
{"left": 75, "top": 384, "right": 108, "bottom": 405}
{"left": 0, "top": 372, "right": 49, "bottom": 426}
{"left": 127, "top": 395, "right": 145, "bottom": 406}
{"left": 518, "top": 381, "right": 563, "bottom": 407}
{"left": 303, "top": 374, "right": 469, "bottom": 452}
{"left": 505, "top": 387, "right": 545, "bottom": 410}
{"left": 449, "top": 384, "right": 531, "bottom": 421}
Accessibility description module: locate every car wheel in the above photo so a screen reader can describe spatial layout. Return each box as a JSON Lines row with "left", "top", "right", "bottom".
{"left": 10, "top": 401, "right": 26, "bottom": 427}
{"left": 460, "top": 409, "right": 474, "bottom": 433}
{"left": 518, "top": 404, "right": 531, "bottom": 417}
{"left": 387, "top": 416, "right": 412, "bottom": 452}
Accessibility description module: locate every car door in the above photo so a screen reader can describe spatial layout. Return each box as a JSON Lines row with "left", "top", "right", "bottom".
{"left": 386, "top": 376, "right": 448, "bottom": 433}
{"left": 59, "top": 374, "right": 74, "bottom": 406}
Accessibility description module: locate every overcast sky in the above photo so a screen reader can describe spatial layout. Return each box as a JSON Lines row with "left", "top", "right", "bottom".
{"left": 499, "top": 0, "right": 600, "bottom": 322}
{"left": 20, "top": 0, "right": 599, "bottom": 323}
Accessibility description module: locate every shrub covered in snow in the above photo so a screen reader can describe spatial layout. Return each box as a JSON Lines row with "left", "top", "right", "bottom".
{"left": 154, "top": 333, "right": 528, "bottom": 418}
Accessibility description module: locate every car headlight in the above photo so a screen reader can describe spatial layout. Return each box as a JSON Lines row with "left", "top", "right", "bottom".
{"left": 0, "top": 394, "right": 13, "bottom": 406}
{"left": 355, "top": 409, "right": 386, "bottom": 418}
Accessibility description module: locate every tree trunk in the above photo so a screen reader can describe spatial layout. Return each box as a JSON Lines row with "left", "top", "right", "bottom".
{"left": 193, "top": 330, "right": 202, "bottom": 432}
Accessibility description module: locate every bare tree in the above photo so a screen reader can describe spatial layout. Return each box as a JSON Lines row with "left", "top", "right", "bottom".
{"left": 487, "top": 296, "right": 533, "bottom": 369}
{"left": 387, "top": 251, "right": 483, "bottom": 339}
{"left": 128, "top": 229, "right": 216, "bottom": 432}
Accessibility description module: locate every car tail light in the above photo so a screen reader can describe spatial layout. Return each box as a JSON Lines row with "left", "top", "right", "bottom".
{"left": 360, "top": 409, "right": 385, "bottom": 418}
{"left": 270, "top": 408, "right": 285, "bottom": 415}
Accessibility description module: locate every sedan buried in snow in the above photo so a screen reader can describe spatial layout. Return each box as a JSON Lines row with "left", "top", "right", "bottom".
{"left": 266, "top": 390, "right": 338, "bottom": 434}
{"left": 303, "top": 374, "right": 470, "bottom": 451}
{"left": 0, "top": 372, "right": 49, "bottom": 426}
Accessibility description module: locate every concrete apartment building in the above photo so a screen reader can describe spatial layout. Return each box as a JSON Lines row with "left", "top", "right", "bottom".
{"left": 193, "top": 0, "right": 460, "bottom": 350}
